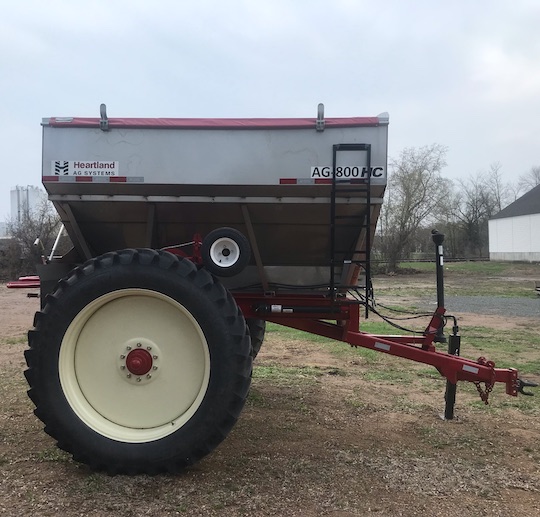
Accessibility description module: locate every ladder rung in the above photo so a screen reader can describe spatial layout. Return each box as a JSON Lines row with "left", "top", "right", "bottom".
{"left": 334, "top": 188, "right": 370, "bottom": 193}
{"left": 333, "top": 252, "right": 367, "bottom": 257}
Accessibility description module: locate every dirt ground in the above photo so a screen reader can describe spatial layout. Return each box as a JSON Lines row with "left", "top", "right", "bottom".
{"left": 0, "top": 280, "right": 539, "bottom": 517}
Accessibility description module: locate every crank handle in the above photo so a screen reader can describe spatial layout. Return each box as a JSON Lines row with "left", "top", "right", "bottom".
{"left": 517, "top": 378, "right": 538, "bottom": 396}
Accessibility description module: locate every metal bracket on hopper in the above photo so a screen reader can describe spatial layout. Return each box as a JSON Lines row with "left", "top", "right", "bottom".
{"left": 100, "top": 103, "right": 109, "bottom": 131}
{"left": 241, "top": 205, "right": 269, "bottom": 291}
{"left": 57, "top": 203, "right": 93, "bottom": 260}
{"left": 145, "top": 203, "right": 156, "bottom": 248}
{"left": 316, "top": 103, "right": 325, "bottom": 131}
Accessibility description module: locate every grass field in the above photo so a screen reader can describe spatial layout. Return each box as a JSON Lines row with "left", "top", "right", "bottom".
{"left": 376, "top": 260, "right": 540, "bottom": 298}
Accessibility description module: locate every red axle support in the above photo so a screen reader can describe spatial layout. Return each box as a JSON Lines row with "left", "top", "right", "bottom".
{"left": 7, "top": 276, "right": 41, "bottom": 289}
{"left": 234, "top": 293, "right": 521, "bottom": 399}
{"left": 161, "top": 233, "right": 203, "bottom": 265}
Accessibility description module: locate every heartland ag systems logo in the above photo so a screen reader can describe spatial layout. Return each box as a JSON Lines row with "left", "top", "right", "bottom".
{"left": 51, "top": 160, "right": 119, "bottom": 176}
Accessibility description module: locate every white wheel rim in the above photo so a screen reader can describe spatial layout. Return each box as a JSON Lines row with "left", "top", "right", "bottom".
{"left": 59, "top": 289, "right": 210, "bottom": 443}
{"left": 209, "top": 237, "right": 241, "bottom": 268}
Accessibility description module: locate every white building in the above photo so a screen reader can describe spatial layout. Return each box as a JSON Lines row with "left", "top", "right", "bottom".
{"left": 10, "top": 185, "right": 47, "bottom": 224}
{"left": 488, "top": 184, "right": 540, "bottom": 262}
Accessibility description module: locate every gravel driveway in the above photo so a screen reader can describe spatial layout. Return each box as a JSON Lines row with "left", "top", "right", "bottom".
{"left": 424, "top": 295, "right": 540, "bottom": 318}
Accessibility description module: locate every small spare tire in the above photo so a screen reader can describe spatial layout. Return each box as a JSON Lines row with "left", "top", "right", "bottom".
{"left": 201, "top": 227, "right": 251, "bottom": 277}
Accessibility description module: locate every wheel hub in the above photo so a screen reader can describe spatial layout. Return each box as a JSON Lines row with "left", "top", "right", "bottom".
{"left": 126, "top": 349, "right": 153, "bottom": 375}
{"left": 210, "top": 237, "right": 240, "bottom": 267}
{"left": 118, "top": 340, "right": 162, "bottom": 385}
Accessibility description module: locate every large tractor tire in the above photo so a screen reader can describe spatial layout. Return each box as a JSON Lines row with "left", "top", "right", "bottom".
{"left": 246, "top": 319, "right": 266, "bottom": 359}
{"left": 24, "top": 249, "right": 252, "bottom": 475}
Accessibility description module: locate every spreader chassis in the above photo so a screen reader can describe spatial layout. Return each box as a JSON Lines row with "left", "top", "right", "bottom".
{"left": 234, "top": 230, "right": 536, "bottom": 415}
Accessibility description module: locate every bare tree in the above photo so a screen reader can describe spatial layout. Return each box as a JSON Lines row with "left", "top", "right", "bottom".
{"left": 378, "top": 144, "right": 450, "bottom": 271}
{"left": 2, "top": 200, "right": 62, "bottom": 279}
{"left": 517, "top": 166, "right": 540, "bottom": 194}
{"left": 436, "top": 185, "right": 464, "bottom": 258}
{"left": 453, "top": 173, "right": 498, "bottom": 257}
{"left": 506, "top": 182, "right": 523, "bottom": 204}
{"left": 485, "top": 162, "right": 511, "bottom": 213}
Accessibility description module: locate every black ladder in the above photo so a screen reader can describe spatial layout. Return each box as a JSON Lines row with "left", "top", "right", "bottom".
{"left": 329, "top": 143, "right": 373, "bottom": 312}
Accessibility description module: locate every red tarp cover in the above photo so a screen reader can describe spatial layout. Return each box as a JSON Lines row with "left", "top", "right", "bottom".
{"left": 46, "top": 117, "right": 382, "bottom": 130}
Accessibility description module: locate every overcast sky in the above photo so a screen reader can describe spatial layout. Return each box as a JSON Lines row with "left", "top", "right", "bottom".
{"left": 1, "top": 0, "right": 539, "bottom": 219}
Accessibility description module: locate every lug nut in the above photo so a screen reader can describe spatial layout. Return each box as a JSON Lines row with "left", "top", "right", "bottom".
{"left": 120, "top": 354, "right": 125, "bottom": 359}
{"left": 153, "top": 355, "right": 158, "bottom": 360}
{"left": 127, "top": 374, "right": 132, "bottom": 378}
{"left": 137, "top": 377, "right": 141, "bottom": 382}
{"left": 120, "top": 365, "right": 125, "bottom": 370}
{"left": 137, "top": 343, "right": 142, "bottom": 348}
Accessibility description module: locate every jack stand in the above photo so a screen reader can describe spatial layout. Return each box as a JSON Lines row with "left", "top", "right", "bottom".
{"left": 444, "top": 328, "right": 461, "bottom": 420}
{"left": 431, "top": 230, "right": 446, "bottom": 344}
{"left": 431, "top": 229, "right": 459, "bottom": 420}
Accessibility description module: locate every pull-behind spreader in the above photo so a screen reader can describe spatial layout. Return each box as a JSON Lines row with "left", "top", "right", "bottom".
{"left": 24, "top": 105, "right": 536, "bottom": 475}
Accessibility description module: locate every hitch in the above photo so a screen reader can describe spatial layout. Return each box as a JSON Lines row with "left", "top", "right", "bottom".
{"left": 517, "top": 378, "right": 539, "bottom": 396}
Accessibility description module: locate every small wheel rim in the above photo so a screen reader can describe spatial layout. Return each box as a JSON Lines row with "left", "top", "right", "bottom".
{"left": 209, "top": 237, "right": 241, "bottom": 268}
{"left": 59, "top": 289, "right": 210, "bottom": 443}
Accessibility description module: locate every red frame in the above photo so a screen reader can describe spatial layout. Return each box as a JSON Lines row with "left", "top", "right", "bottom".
{"left": 7, "top": 276, "right": 41, "bottom": 289}
{"left": 234, "top": 292, "right": 519, "bottom": 398}
{"left": 161, "top": 234, "right": 203, "bottom": 265}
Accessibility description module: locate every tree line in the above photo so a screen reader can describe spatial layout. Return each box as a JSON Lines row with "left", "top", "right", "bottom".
{"left": 375, "top": 144, "right": 540, "bottom": 271}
